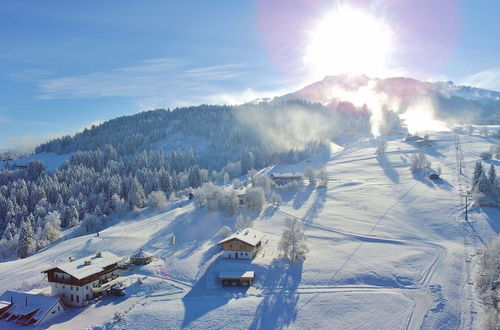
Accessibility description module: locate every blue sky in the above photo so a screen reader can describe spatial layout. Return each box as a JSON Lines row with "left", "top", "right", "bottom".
{"left": 1, "top": 0, "right": 499, "bottom": 152}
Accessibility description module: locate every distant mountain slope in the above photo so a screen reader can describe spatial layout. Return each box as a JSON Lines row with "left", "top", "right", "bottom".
{"left": 278, "top": 75, "right": 500, "bottom": 124}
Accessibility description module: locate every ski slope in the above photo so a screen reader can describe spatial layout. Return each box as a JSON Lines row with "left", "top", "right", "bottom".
{"left": 0, "top": 130, "right": 498, "bottom": 329}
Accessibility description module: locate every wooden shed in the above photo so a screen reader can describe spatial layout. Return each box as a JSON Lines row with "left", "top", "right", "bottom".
{"left": 219, "top": 271, "right": 255, "bottom": 287}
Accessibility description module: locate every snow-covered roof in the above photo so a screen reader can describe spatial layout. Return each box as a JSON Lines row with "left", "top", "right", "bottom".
{"left": 219, "top": 271, "right": 255, "bottom": 279}
{"left": 0, "top": 300, "right": 10, "bottom": 309}
{"left": 46, "top": 251, "right": 122, "bottom": 280}
{"left": 131, "top": 250, "right": 154, "bottom": 259}
{"left": 217, "top": 228, "right": 264, "bottom": 247}
{"left": 0, "top": 290, "right": 61, "bottom": 322}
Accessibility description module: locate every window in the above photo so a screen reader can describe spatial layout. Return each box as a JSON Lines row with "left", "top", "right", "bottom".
{"left": 76, "top": 295, "right": 79, "bottom": 303}
{"left": 62, "top": 285, "right": 65, "bottom": 289}
{"left": 58, "top": 306, "right": 60, "bottom": 311}
{"left": 71, "top": 294, "right": 74, "bottom": 302}
{"left": 86, "top": 286, "right": 89, "bottom": 290}
{"left": 76, "top": 287, "right": 79, "bottom": 291}
{"left": 70, "top": 286, "right": 73, "bottom": 290}
{"left": 52, "top": 310, "right": 56, "bottom": 314}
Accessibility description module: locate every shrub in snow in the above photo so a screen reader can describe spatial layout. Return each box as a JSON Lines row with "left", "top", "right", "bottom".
{"left": 476, "top": 237, "right": 500, "bottom": 330}
{"left": 480, "top": 151, "right": 493, "bottom": 161}
{"left": 279, "top": 217, "right": 309, "bottom": 261}
{"left": 317, "top": 167, "right": 329, "bottom": 188}
{"left": 410, "top": 152, "right": 431, "bottom": 173}
{"left": 244, "top": 187, "right": 265, "bottom": 213}
{"left": 148, "top": 190, "right": 167, "bottom": 210}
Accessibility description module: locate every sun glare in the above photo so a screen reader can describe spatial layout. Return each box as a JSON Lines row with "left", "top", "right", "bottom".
{"left": 304, "top": 7, "right": 394, "bottom": 78}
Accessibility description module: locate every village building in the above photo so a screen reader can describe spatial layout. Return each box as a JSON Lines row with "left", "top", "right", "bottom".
{"left": 0, "top": 290, "right": 65, "bottom": 326}
{"left": 130, "top": 249, "right": 154, "bottom": 265}
{"left": 219, "top": 271, "right": 255, "bottom": 287}
{"left": 270, "top": 172, "right": 303, "bottom": 185}
{"left": 217, "top": 228, "right": 264, "bottom": 259}
{"left": 42, "top": 251, "right": 122, "bottom": 307}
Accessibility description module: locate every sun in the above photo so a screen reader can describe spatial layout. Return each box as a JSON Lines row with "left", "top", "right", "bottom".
{"left": 304, "top": 6, "right": 394, "bottom": 78}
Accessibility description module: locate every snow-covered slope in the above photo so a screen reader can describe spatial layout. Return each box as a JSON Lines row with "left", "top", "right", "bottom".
{"left": 0, "top": 129, "right": 498, "bottom": 329}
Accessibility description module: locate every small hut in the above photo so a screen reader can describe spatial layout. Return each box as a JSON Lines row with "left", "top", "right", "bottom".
{"left": 130, "top": 249, "right": 154, "bottom": 265}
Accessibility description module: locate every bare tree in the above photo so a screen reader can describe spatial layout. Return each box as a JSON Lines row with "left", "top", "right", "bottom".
{"left": 279, "top": 217, "right": 309, "bottom": 261}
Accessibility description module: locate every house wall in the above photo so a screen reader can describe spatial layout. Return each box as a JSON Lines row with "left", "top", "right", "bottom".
{"left": 51, "top": 270, "right": 118, "bottom": 306}
{"left": 222, "top": 250, "right": 254, "bottom": 260}
{"left": 37, "top": 301, "right": 64, "bottom": 325}
{"left": 221, "top": 239, "right": 254, "bottom": 252}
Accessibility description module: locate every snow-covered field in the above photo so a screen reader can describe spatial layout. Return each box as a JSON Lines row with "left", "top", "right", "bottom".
{"left": 0, "top": 130, "right": 498, "bottom": 329}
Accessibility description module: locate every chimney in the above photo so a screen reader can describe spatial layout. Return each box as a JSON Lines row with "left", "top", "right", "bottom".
{"left": 96, "top": 252, "right": 102, "bottom": 258}
{"left": 84, "top": 260, "right": 91, "bottom": 266}
{"left": 68, "top": 256, "right": 74, "bottom": 262}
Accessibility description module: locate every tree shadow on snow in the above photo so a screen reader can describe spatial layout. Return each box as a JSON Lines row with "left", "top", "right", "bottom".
{"left": 292, "top": 184, "right": 315, "bottom": 210}
{"left": 302, "top": 188, "right": 327, "bottom": 225}
{"left": 376, "top": 155, "right": 400, "bottom": 184}
{"left": 482, "top": 207, "right": 500, "bottom": 234}
{"left": 249, "top": 259, "right": 303, "bottom": 330}
{"left": 180, "top": 259, "right": 255, "bottom": 328}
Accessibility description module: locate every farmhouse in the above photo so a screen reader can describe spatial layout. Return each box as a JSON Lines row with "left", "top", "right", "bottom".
{"left": 270, "top": 172, "right": 303, "bottom": 185}
{"left": 0, "top": 290, "right": 65, "bottom": 326}
{"left": 217, "top": 228, "right": 264, "bottom": 259}
{"left": 219, "top": 271, "right": 255, "bottom": 286}
{"left": 42, "top": 251, "right": 122, "bottom": 307}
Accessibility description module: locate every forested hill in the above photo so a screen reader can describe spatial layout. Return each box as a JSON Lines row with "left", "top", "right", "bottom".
{"left": 0, "top": 100, "right": 373, "bottom": 260}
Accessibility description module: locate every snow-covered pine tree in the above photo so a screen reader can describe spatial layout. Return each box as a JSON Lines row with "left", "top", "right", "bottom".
{"left": 17, "top": 218, "right": 36, "bottom": 258}
{"left": 473, "top": 160, "right": 483, "bottom": 185}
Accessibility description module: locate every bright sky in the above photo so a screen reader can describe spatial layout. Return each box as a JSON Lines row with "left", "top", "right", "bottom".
{"left": 0, "top": 0, "right": 499, "bottom": 151}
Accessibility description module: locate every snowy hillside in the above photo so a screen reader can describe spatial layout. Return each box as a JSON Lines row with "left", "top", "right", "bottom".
{"left": 0, "top": 129, "right": 497, "bottom": 329}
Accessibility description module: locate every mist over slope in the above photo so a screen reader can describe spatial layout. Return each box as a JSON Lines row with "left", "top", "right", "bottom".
{"left": 278, "top": 75, "right": 500, "bottom": 126}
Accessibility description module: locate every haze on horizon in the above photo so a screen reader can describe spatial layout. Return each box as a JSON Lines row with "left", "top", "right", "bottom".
{"left": 0, "top": 0, "right": 499, "bottom": 152}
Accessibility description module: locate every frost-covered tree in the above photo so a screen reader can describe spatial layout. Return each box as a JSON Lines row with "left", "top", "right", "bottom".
{"left": 476, "top": 236, "right": 500, "bottom": 329}
{"left": 304, "top": 166, "right": 315, "bottom": 185}
{"left": 244, "top": 187, "right": 265, "bottom": 213}
{"left": 128, "top": 177, "right": 146, "bottom": 209}
{"left": 44, "top": 211, "right": 62, "bottom": 242}
{"left": 270, "top": 192, "right": 283, "bottom": 207}
{"left": 473, "top": 160, "right": 483, "bottom": 185}
{"left": 375, "top": 139, "right": 386, "bottom": 156}
{"left": 317, "top": 167, "right": 329, "bottom": 187}
{"left": 17, "top": 218, "right": 36, "bottom": 258}
{"left": 147, "top": 190, "right": 167, "bottom": 210}
{"left": 279, "top": 217, "right": 309, "bottom": 261}
{"left": 487, "top": 164, "right": 496, "bottom": 186}
{"left": 217, "top": 226, "right": 232, "bottom": 239}
{"left": 410, "top": 152, "right": 431, "bottom": 173}
{"left": 236, "top": 214, "right": 253, "bottom": 230}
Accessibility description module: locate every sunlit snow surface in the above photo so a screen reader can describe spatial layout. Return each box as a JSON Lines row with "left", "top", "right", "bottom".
{"left": 0, "top": 129, "right": 498, "bottom": 329}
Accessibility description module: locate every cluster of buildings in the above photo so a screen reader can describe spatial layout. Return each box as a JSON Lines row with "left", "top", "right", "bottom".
{"left": 0, "top": 249, "right": 156, "bottom": 327}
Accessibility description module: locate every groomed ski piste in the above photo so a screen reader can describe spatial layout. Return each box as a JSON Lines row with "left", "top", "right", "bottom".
{"left": 0, "top": 128, "right": 498, "bottom": 329}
